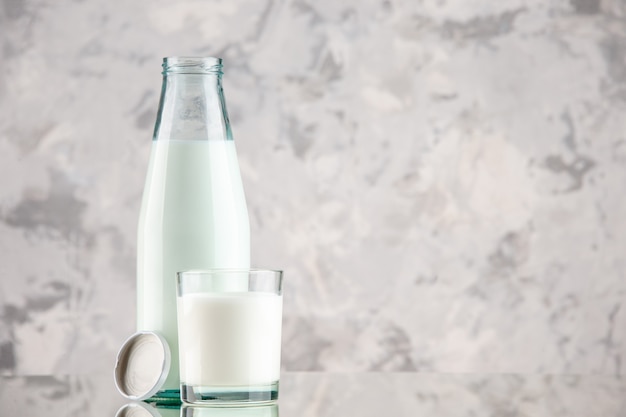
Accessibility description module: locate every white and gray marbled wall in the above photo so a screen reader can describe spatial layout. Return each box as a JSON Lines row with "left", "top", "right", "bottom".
{"left": 0, "top": 0, "right": 624, "bottom": 376}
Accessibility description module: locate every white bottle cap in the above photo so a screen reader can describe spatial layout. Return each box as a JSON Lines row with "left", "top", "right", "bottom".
{"left": 114, "top": 331, "right": 171, "bottom": 401}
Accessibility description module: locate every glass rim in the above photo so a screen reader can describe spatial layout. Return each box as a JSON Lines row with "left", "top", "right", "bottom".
{"left": 176, "top": 269, "right": 283, "bottom": 296}
{"left": 177, "top": 268, "right": 283, "bottom": 276}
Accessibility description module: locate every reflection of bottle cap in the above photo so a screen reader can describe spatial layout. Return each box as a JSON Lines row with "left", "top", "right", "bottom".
{"left": 116, "top": 402, "right": 163, "bottom": 417}
{"left": 116, "top": 402, "right": 181, "bottom": 417}
{"left": 114, "top": 331, "right": 171, "bottom": 400}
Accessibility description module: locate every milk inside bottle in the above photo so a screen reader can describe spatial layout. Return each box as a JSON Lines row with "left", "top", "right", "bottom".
{"left": 137, "top": 57, "right": 250, "bottom": 395}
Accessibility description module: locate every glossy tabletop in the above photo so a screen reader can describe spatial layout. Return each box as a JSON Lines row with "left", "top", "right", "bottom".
{"left": 0, "top": 373, "right": 624, "bottom": 416}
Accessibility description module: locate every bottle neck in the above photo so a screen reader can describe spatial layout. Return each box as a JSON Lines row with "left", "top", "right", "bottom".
{"left": 153, "top": 69, "right": 233, "bottom": 142}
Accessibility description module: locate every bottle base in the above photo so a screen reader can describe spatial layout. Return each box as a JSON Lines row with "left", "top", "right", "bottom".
{"left": 181, "top": 381, "right": 279, "bottom": 405}
{"left": 144, "top": 389, "right": 182, "bottom": 405}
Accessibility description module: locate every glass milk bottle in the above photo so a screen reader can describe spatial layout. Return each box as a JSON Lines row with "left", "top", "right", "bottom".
{"left": 137, "top": 57, "right": 250, "bottom": 396}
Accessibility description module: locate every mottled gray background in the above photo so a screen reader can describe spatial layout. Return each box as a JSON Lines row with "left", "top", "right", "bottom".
{"left": 0, "top": 0, "right": 624, "bottom": 377}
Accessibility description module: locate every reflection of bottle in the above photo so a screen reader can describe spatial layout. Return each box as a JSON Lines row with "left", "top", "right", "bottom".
{"left": 181, "top": 404, "right": 278, "bottom": 417}
{"left": 137, "top": 57, "right": 250, "bottom": 395}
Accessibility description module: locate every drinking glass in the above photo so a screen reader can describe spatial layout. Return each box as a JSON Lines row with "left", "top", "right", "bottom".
{"left": 176, "top": 269, "right": 283, "bottom": 405}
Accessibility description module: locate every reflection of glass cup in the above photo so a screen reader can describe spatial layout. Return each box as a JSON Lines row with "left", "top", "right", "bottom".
{"left": 181, "top": 404, "right": 278, "bottom": 417}
{"left": 176, "top": 269, "right": 283, "bottom": 405}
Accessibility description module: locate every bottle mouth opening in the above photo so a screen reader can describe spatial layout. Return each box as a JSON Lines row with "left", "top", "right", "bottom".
{"left": 162, "top": 57, "right": 223, "bottom": 75}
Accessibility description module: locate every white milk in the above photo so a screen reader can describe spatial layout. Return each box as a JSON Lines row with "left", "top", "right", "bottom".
{"left": 137, "top": 140, "right": 250, "bottom": 391}
{"left": 178, "top": 292, "right": 282, "bottom": 386}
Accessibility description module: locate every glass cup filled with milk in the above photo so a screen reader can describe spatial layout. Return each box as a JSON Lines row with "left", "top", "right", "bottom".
{"left": 176, "top": 269, "right": 283, "bottom": 405}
